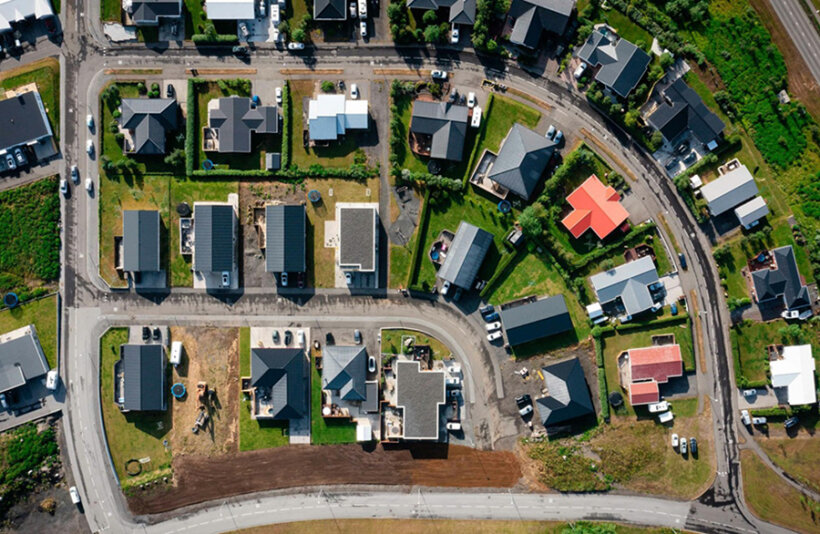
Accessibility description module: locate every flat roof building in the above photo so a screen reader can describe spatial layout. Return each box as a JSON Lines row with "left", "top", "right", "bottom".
{"left": 500, "top": 295, "right": 573, "bottom": 346}
{"left": 734, "top": 196, "right": 769, "bottom": 230}
{"left": 700, "top": 163, "right": 759, "bottom": 216}
{"left": 308, "top": 95, "right": 368, "bottom": 142}
{"left": 265, "top": 204, "right": 306, "bottom": 274}
{"left": 0, "top": 325, "right": 49, "bottom": 395}
{"left": 205, "top": 0, "right": 255, "bottom": 19}
{"left": 395, "top": 360, "right": 445, "bottom": 440}
{"left": 437, "top": 221, "right": 493, "bottom": 290}
{"left": 338, "top": 205, "right": 378, "bottom": 273}
{"left": 770, "top": 345, "right": 816, "bottom": 406}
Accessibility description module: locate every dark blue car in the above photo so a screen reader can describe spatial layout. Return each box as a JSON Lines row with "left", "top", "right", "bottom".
{"left": 484, "top": 312, "right": 499, "bottom": 322}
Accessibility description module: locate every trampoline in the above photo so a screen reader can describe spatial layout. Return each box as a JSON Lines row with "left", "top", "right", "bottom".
{"left": 3, "top": 293, "right": 18, "bottom": 308}
{"left": 308, "top": 190, "right": 321, "bottom": 203}
{"left": 172, "top": 383, "right": 187, "bottom": 399}
{"left": 202, "top": 159, "right": 215, "bottom": 171}
{"left": 497, "top": 200, "right": 512, "bottom": 214}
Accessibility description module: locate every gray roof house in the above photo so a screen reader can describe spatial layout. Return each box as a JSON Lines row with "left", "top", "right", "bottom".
{"left": 265, "top": 204, "right": 306, "bottom": 273}
{"left": 487, "top": 123, "right": 557, "bottom": 200}
{"left": 536, "top": 357, "right": 594, "bottom": 428}
{"left": 406, "top": 0, "right": 476, "bottom": 25}
{"left": 194, "top": 204, "right": 236, "bottom": 273}
{"left": 410, "top": 101, "right": 469, "bottom": 161}
{"left": 700, "top": 163, "right": 759, "bottom": 216}
{"left": 507, "top": 0, "right": 574, "bottom": 49}
{"left": 646, "top": 78, "right": 725, "bottom": 146}
{"left": 500, "top": 295, "right": 573, "bottom": 346}
{"left": 250, "top": 348, "right": 309, "bottom": 420}
{"left": 578, "top": 29, "right": 651, "bottom": 98}
{"left": 314, "top": 0, "right": 347, "bottom": 19}
{"left": 590, "top": 255, "right": 660, "bottom": 316}
{"left": 207, "top": 97, "right": 279, "bottom": 153}
{"left": 734, "top": 196, "right": 769, "bottom": 230}
{"left": 339, "top": 206, "right": 378, "bottom": 273}
{"left": 126, "top": 0, "right": 182, "bottom": 25}
{"left": 0, "top": 91, "right": 55, "bottom": 161}
{"left": 752, "top": 246, "right": 811, "bottom": 312}
{"left": 122, "top": 210, "right": 161, "bottom": 273}
{"left": 119, "top": 98, "right": 179, "bottom": 155}
{"left": 117, "top": 345, "right": 166, "bottom": 412}
{"left": 322, "top": 345, "right": 367, "bottom": 401}
{"left": 437, "top": 221, "right": 494, "bottom": 290}
{"left": 0, "top": 325, "right": 49, "bottom": 395}
{"left": 395, "top": 360, "right": 445, "bottom": 440}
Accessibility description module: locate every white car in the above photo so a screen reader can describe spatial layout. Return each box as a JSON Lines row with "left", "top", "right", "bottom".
{"left": 446, "top": 421, "right": 462, "bottom": 431}
{"left": 467, "top": 92, "right": 476, "bottom": 108}
{"left": 358, "top": 0, "right": 367, "bottom": 18}
{"left": 431, "top": 70, "right": 448, "bottom": 80}
{"left": 287, "top": 42, "right": 305, "bottom": 50}
{"left": 546, "top": 124, "right": 556, "bottom": 139}
{"left": 275, "top": 86, "right": 283, "bottom": 105}
{"left": 69, "top": 486, "right": 81, "bottom": 505}
{"left": 85, "top": 178, "right": 93, "bottom": 193}
{"left": 679, "top": 437, "right": 687, "bottom": 454}
{"left": 221, "top": 271, "right": 231, "bottom": 287}
{"left": 70, "top": 164, "right": 80, "bottom": 183}
{"left": 741, "top": 389, "right": 757, "bottom": 397}
{"left": 359, "top": 21, "right": 367, "bottom": 38}
{"left": 350, "top": 83, "right": 359, "bottom": 99}
{"left": 648, "top": 400, "right": 669, "bottom": 413}
{"left": 239, "top": 22, "right": 250, "bottom": 39}
{"left": 280, "top": 272, "right": 288, "bottom": 286}
{"left": 440, "top": 280, "right": 451, "bottom": 295}
{"left": 740, "top": 409, "right": 751, "bottom": 426}
{"left": 86, "top": 139, "right": 94, "bottom": 156}
{"left": 671, "top": 433, "right": 679, "bottom": 448}
{"left": 46, "top": 370, "right": 59, "bottom": 391}
{"left": 59, "top": 178, "right": 69, "bottom": 196}
{"left": 297, "top": 330, "right": 305, "bottom": 347}
{"left": 450, "top": 24, "right": 459, "bottom": 44}
{"left": 484, "top": 321, "right": 501, "bottom": 332}
{"left": 86, "top": 114, "right": 94, "bottom": 129}
{"left": 487, "top": 330, "right": 503, "bottom": 342}
{"left": 573, "top": 62, "right": 587, "bottom": 80}
{"left": 752, "top": 416, "right": 767, "bottom": 425}
{"left": 349, "top": 2, "right": 356, "bottom": 17}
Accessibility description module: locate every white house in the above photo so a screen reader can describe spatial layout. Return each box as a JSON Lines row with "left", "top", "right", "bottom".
{"left": 307, "top": 94, "right": 368, "bottom": 142}
{"left": 205, "top": 0, "right": 255, "bottom": 19}
{"left": 770, "top": 345, "right": 816, "bottom": 406}
{"left": 0, "top": 0, "right": 53, "bottom": 32}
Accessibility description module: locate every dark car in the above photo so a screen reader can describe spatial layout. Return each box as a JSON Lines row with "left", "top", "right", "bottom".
{"left": 784, "top": 416, "right": 799, "bottom": 429}
{"left": 479, "top": 304, "right": 494, "bottom": 317}
{"left": 232, "top": 45, "right": 250, "bottom": 56}
{"left": 689, "top": 437, "right": 698, "bottom": 455}
{"left": 678, "top": 253, "right": 687, "bottom": 270}
{"left": 44, "top": 17, "right": 58, "bottom": 35}
{"left": 354, "top": 329, "right": 362, "bottom": 344}
{"left": 297, "top": 271, "right": 305, "bottom": 288}
{"left": 166, "top": 84, "right": 175, "bottom": 97}
{"left": 273, "top": 330, "right": 281, "bottom": 344}
{"left": 284, "top": 330, "right": 293, "bottom": 345}
{"left": 325, "top": 332, "right": 334, "bottom": 345}
{"left": 152, "top": 328, "right": 161, "bottom": 341}
{"left": 142, "top": 326, "right": 150, "bottom": 341}
{"left": 484, "top": 311, "right": 500, "bottom": 322}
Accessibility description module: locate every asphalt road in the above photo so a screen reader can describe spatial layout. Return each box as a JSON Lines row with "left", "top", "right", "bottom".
{"left": 770, "top": 0, "right": 820, "bottom": 84}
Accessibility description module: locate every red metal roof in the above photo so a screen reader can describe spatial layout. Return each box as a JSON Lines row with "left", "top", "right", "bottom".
{"left": 630, "top": 380, "right": 660, "bottom": 406}
{"left": 629, "top": 344, "right": 684, "bottom": 384}
{"left": 561, "top": 175, "right": 630, "bottom": 239}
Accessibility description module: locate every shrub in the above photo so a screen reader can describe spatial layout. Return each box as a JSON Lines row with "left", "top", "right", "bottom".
{"left": 281, "top": 81, "right": 291, "bottom": 169}
{"left": 598, "top": 368, "right": 610, "bottom": 421}
{"left": 321, "top": 80, "right": 335, "bottom": 93}
{"left": 518, "top": 203, "right": 545, "bottom": 239}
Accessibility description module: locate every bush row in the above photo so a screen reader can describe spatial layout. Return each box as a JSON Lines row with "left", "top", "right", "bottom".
{"left": 281, "top": 81, "right": 291, "bottom": 169}
{"left": 598, "top": 367, "right": 610, "bottom": 422}
{"left": 193, "top": 163, "right": 378, "bottom": 180}
{"left": 185, "top": 78, "right": 202, "bottom": 177}
{"left": 595, "top": 313, "right": 689, "bottom": 337}
{"left": 191, "top": 33, "right": 238, "bottom": 44}
{"left": 750, "top": 405, "right": 814, "bottom": 419}
{"left": 395, "top": 169, "right": 463, "bottom": 191}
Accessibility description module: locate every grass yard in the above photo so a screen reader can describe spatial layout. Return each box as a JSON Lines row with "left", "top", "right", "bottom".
{"left": 310, "top": 352, "right": 356, "bottom": 444}
{"left": 741, "top": 449, "right": 820, "bottom": 534}
{"left": 0, "top": 296, "right": 57, "bottom": 369}
{"left": 758, "top": 438, "right": 820, "bottom": 493}
{"left": 184, "top": 0, "right": 209, "bottom": 38}
{"left": 380, "top": 329, "right": 452, "bottom": 360}
{"left": 730, "top": 319, "right": 819, "bottom": 387}
{"left": 169, "top": 178, "right": 238, "bottom": 287}
{"left": 290, "top": 80, "right": 359, "bottom": 168}
{"left": 0, "top": 178, "right": 60, "bottom": 298}
{"left": 389, "top": 243, "right": 413, "bottom": 288}
{"left": 304, "top": 177, "right": 380, "bottom": 288}
{"left": 101, "top": 0, "right": 121, "bottom": 21}
{"left": 238, "top": 328, "right": 290, "bottom": 451}
{"left": 99, "top": 328, "right": 172, "bottom": 486}
{"left": 0, "top": 57, "right": 60, "bottom": 142}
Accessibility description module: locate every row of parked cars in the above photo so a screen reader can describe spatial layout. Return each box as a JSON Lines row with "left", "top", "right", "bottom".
{"left": 670, "top": 433, "right": 698, "bottom": 455}
{"left": 0, "top": 147, "right": 28, "bottom": 174}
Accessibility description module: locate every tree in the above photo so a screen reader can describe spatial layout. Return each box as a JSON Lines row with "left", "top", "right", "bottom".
{"left": 321, "top": 80, "right": 335, "bottom": 93}
{"left": 659, "top": 52, "right": 674, "bottom": 70}
{"left": 422, "top": 10, "right": 437, "bottom": 25}
{"left": 778, "top": 324, "right": 803, "bottom": 343}
{"left": 518, "top": 203, "right": 546, "bottom": 239}
{"left": 423, "top": 23, "right": 441, "bottom": 43}
{"left": 292, "top": 28, "right": 307, "bottom": 43}
{"left": 164, "top": 148, "right": 185, "bottom": 168}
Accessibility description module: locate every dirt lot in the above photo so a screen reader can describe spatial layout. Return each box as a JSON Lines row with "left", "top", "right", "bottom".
{"left": 127, "top": 444, "right": 521, "bottom": 514}
{"left": 168, "top": 327, "right": 239, "bottom": 458}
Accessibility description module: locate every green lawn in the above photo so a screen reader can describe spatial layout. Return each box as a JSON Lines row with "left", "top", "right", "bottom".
{"left": 290, "top": 80, "right": 359, "bottom": 168}
{"left": 100, "top": 0, "right": 121, "bottom": 21}
{"left": 99, "top": 328, "right": 172, "bottom": 486}
{"left": 184, "top": 0, "right": 209, "bottom": 38}
{"left": 381, "top": 329, "right": 452, "bottom": 360}
{"left": 310, "top": 353, "right": 357, "bottom": 444}
{"left": 389, "top": 243, "right": 413, "bottom": 288}
{"left": 595, "top": 6, "right": 653, "bottom": 49}
{"left": 758, "top": 438, "right": 820, "bottom": 494}
{"left": 0, "top": 58, "right": 60, "bottom": 143}
{"left": 730, "top": 319, "right": 819, "bottom": 387}
{"left": 0, "top": 296, "right": 57, "bottom": 369}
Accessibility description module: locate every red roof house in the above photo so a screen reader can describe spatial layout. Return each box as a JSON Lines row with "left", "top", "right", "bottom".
{"left": 561, "top": 175, "right": 630, "bottom": 239}
{"left": 630, "top": 380, "right": 660, "bottom": 406}
{"left": 629, "top": 344, "right": 683, "bottom": 384}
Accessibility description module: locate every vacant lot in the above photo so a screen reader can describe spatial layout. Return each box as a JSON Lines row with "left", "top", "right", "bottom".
{"left": 0, "top": 58, "right": 60, "bottom": 142}
{"left": 291, "top": 80, "right": 360, "bottom": 168}
{"left": 381, "top": 329, "right": 452, "bottom": 360}
{"left": 730, "top": 319, "right": 819, "bottom": 387}
{"left": 0, "top": 178, "right": 61, "bottom": 298}
{"left": 758, "top": 437, "right": 820, "bottom": 493}
{"left": 0, "top": 296, "right": 57, "bottom": 369}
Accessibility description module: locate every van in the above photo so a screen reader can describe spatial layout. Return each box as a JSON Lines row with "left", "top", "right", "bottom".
{"left": 170, "top": 341, "right": 183, "bottom": 366}
{"left": 648, "top": 401, "right": 669, "bottom": 413}
{"left": 46, "top": 370, "right": 59, "bottom": 391}
{"left": 658, "top": 411, "right": 674, "bottom": 423}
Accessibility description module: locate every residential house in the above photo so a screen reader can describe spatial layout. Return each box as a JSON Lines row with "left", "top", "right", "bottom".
{"left": 0, "top": 0, "right": 53, "bottom": 32}
{"left": 322, "top": 345, "right": 367, "bottom": 402}
{"left": 119, "top": 98, "right": 178, "bottom": 155}
{"left": 770, "top": 345, "right": 816, "bottom": 406}
{"left": 406, "top": 0, "right": 476, "bottom": 26}
{"left": 193, "top": 203, "right": 237, "bottom": 287}
{"left": 314, "top": 0, "right": 347, "bottom": 20}
{"left": 500, "top": 295, "right": 573, "bottom": 346}
{"left": 437, "top": 221, "right": 493, "bottom": 290}
{"left": 337, "top": 204, "right": 379, "bottom": 278}
{"left": 121, "top": 209, "right": 161, "bottom": 276}
{"left": 645, "top": 78, "right": 725, "bottom": 150}
{"left": 622, "top": 344, "right": 683, "bottom": 406}
{"left": 409, "top": 101, "right": 469, "bottom": 161}
{"left": 115, "top": 344, "right": 166, "bottom": 412}
{"left": 394, "top": 359, "right": 445, "bottom": 440}
{"left": 506, "top": 0, "right": 575, "bottom": 49}
{"left": 307, "top": 94, "right": 368, "bottom": 142}
{"left": 204, "top": 96, "right": 279, "bottom": 153}
{"left": 562, "top": 175, "right": 630, "bottom": 240}
{"left": 265, "top": 204, "right": 306, "bottom": 275}
{"left": 751, "top": 246, "right": 811, "bottom": 316}
{"left": 205, "top": 0, "right": 256, "bottom": 19}
{"left": 590, "top": 255, "right": 661, "bottom": 317}
{"left": 734, "top": 196, "right": 769, "bottom": 230}
{"left": 577, "top": 28, "right": 651, "bottom": 98}
{"left": 484, "top": 123, "right": 557, "bottom": 200}
{"left": 244, "top": 348, "right": 309, "bottom": 419}
{"left": 0, "top": 325, "right": 49, "bottom": 398}
{"left": 700, "top": 163, "right": 759, "bottom": 216}
{"left": 536, "top": 358, "right": 594, "bottom": 428}
{"left": 125, "top": 0, "right": 182, "bottom": 25}
{"left": 0, "top": 90, "right": 57, "bottom": 164}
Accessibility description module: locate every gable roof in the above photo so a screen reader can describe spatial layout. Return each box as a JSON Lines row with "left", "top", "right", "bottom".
{"left": 314, "top": 0, "right": 347, "bottom": 19}
{"left": 647, "top": 78, "right": 725, "bottom": 145}
{"left": 308, "top": 95, "right": 369, "bottom": 141}
{"left": 322, "top": 345, "right": 368, "bottom": 401}
{"left": 395, "top": 360, "right": 445, "bottom": 440}
{"left": 536, "top": 358, "right": 594, "bottom": 426}
{"left": 0, "top": 91, "right": 53, "bottom": 152}
{"left": 120, "top": 344, "right": 166, "bottom": 411}
{"left": 250, "top": 348, "right": 309, "bottom": 419}
{"left": 122, "top": 210, "right": 161, "bottom": 273}
{"left": 700, "top": 164, "right": 758, "bottom": 215}
{"left": 770, "top": 345, "right": 816, "bottom": 406}
{"left": 751, "top": 246, "right": 811, "bottom": 310}
{"left": 128, "top": 0, "right": 182, "bottom": 25}
{"left": 500, "top": 295, "right": 573, "bottom": 346}
{"left": 0, "top": 326, "right": 49, "bottom": 394}
{"left": 578, "top": 29, "right": 651, "bottom": 97}
{"left": 437, "top": 221, "right": 494, "bottom": 289}
{"left": 205, "top": 0, "right": 255, "bottom": 19}
{"left": 590, "top": 256, "right": 659, "bottom": 316}
{"left": 508, "top": 0, "right": 574, "bottom": 48}
{"left": 339, "top": 206, "right": 377, "bottom": 272}
{"left": 410, "top": 101, "right": 469, "bottom": 161}
{"left": 209, "top": 97, "right": 278, "bottom": 153}
{"left": 120, "top": 98, "right": 178, "bottom": 155}
{"left": 734, "top": 196, "right": 769, "bottom": 228}
{"left": 628, "top": 344, "right": 683, "bottom": 384}
{"left": 0, "top": 0, "right": 53, "bottom": 32}
{"left": 194, "top": 204, "right": 235, "bottom": 273}
{"left": 562, "top": 175, "right": 630, "bottom": 239}
{"left": 629, "top": 380, "right": 660, "bottom": 406}
{"left": 265, "top": 204, "right": 306, "bottom": 273}
{"left": 407, "top": 0, "right": 476, "bottom": 24}
{"left": 488, "top": 123, "right": 556, "bottom": 200}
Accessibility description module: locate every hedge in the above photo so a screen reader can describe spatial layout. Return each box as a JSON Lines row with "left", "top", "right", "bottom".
{"left": 281, "top": 81, "right": 291, "bottom": 169}
{"left": 191, "top": 33, "right": 238, "bottom": 44}
{"left": 597, "top": 313, "right": 689, "bottom": 337}
{"left": 185, "top": 78, "right": 202, "bottom": 177}
{"left": 545, "top": 221, "right": 658, "bottom": 274}
{"left": 478, "top": 245, "right": 523, "bottom": 298}
{"left": 406, "top": 189, "right": 432, "bottom": 288}
{"left": 750, "top": 405, "right": 814, "bottom": 418}
{"left": 192, "top": 164, "right": 379, "bottom": 180}
{"left": 593, "top": 336, "right": 604, "bottom": 367}
{"left": 598, "top": 368, "right": 610, "bottom": 421}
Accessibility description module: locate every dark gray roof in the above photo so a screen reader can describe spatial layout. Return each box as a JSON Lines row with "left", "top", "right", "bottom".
{"left": 120, "top": 98, "right": 178, "bottom": 155}
{"left": 122, "top": 210, "right": 161, "bottom": 273}
{"left": 194, "top": 204, "right": 235, "bottom": 273}
{"left": 488, "top": 123, "right": 556, "bottom": 200}
{"left": 536, "top": 358, "right": 594, "bottom": 426}
{"left": 128, "top": 0, "right": 181, "bottom": 25}
{"left": 500, "top": 295, "right": 573, "bottom": 346}
{"left": 339, "top": 207, "right": 376, "bottom": 272}
{"left": 363, "top": 381, "right": 379, "bottom": 413}
{"left": 395, "top": 360, "right": 445, "bottom": 440}
{"left": 250, "top": 348, "right": 309, "bottom": 419}
{"left": 265, "top": 204, "right": 306, "bottom": 273}
{"left": 508, "top": 0, "right": 574, "bottom": 48}
{"left": 209, "top": 97, "right": 279, "bottom": 153}
{"left": 647, "top": 78, "right": 725, "bottom": 144}
{"left": 0, "top": 91, "right": 53, "bottom": 152}
{"left": 407, "top": 0, "right": 476, "bottom": 24}
{"left": 752, "top": 246, "right": 811, "bottom": 311}
{"left": 578, "top": 29, "right": 651, "bottom": 98}
{"left": 590, "top": 256, "right": 659, "bottom": 315}
{"left": 0, "top": 326, "right": 49, "bottom": 394}
{"left": 314, "top": 0, "right": 346, "bottom": 19}
{"left": 410, "top": 101, "right": 469, "bottom": 161}
{"left": 120, "top": 344, "right": 166, "bottom": 412}
{"left": 437, "top": 221, "right": 493, "bottom": 289}
{"left": 322, "top": 345, "right": 367, "bottom": 401}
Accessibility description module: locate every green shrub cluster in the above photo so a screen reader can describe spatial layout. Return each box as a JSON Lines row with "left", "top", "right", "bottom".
{"left": 471, "top": 0, "right": 506, "bottom": 53}
{"left": 750, "top": 405, "right": 814, "bottom": 419}
{"left": 185, "top": 78, "right": 201, "bottom": 176}
{"left": 598, "top": 367, "right": 610, "bottom": 421}
{"left": 596, "top": 313, "right": 689, "bottom": 337}
{"left": 191, "top": 30, "right": 238, "bottom": 44}
{"left": 0, "top": 423, "right": 59, "bottom": 518}
{"left": 395, "top": 169, "right": 463, "bottom": 191}
{"left": 281, "top": 81, "right": 291, "bottom": 169}
{"left": 387, "top": 0, "right": 418, "bottom": 43}
{"left": 193, "top": 163, "right": 378, "bottom": 180}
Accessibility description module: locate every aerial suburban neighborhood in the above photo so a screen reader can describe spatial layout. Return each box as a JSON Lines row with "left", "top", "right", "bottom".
{"left": 0, "top": 0, "right": 818, "bottom": 533}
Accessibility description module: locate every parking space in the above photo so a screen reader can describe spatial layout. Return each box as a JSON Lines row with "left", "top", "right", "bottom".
{"left": 654, "top": 131, "right": 710, "bottom": 178}
{"left": 0, "top": 15, "right": 60, "bottom": 60}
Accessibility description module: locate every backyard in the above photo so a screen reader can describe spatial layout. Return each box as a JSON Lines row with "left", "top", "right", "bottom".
{"left": 310, "top": 352, "right": 357, "bottom": 445}
{"left": 0, "top": 296, "right": 58, "bottom": 369}
{"left": 380, "top": 329, "right": 452, "bottom": 361}
{"left": 0, "top": 58, "right": 60, "bottom": 141}
{"left": 290, "top": 80, "right": 360, "bottom": 168}
{"left": 730, "top": 319, "right": 819, "bottom": 387}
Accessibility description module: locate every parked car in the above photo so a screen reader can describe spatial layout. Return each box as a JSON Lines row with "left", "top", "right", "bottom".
{"left": 358, "top": 0, "right": 367, "bottom": 17}
{"left": 359, "top": 21, "right": 367, "bottom": 38}
{"left": 658, "top": 411, "right": 674, "bottom": 423}
{"left": 86, "top": 139, "right": 94, "bottom": 156}
{"left": 44, "top": 16, "right": 58, "bottom": 35}
{"left": 671, "top": 433, "right": 679, "bottom": 448}
{"left": 85, "top": 178, "right": 93, "bottom": 193}
{"left": 166, "top": 83, "right": 175, "bottom": 98}
{"left": 484, "top": 311, "right": 499, "bottom": 322}
{"left": 485, "top": 321, "right": 502, "bottom": 332}
{"left": 450, "top": 24, "right": 459, "bottom": 44}
{"left": 678, "top": 252, "right": 687, "bottom": 270}
{"left": 479, "top": 304, "right": 494, "bottom": 317}
{"left": 59, "top": 178, "right": 69, "bottom": 196}
{"left": 573, "top": 62, "right": 588, "bottom": 80}
{"left": 670, "top": 303, "right": 678, "bottom": 315}
{"left": 740, "top": 409, "right": 751, "bottom": 426}
{"left": 287, "top": 42, "right": 305, "bottom": 50}
{"left": 69, "top": 486, "right": 81, "bottom": 505}
{"left": 515, "top": 394, "right": 533, "bottom": 418}
{"left": 152, "top": 328, "right": 161, "bottom": 341}
{"left": 448, "top": 389, "right": 460, "bottom": 398}
{"left": 275, "top": 86, "right": 283, "bottom": 104}
{"left": 554, "top": 130, "right": 564, "bottom": 144}
{"left": 14, "top": 148, "right": 26, "bottom": 166}
{"left": 742, "top": 389, "right": 757, "bottom": 398}
{"left": 368, "top": 355, "right": 376, "bottom": 373}
{"left": 546, "top": 124, "right": 556, "bottom": 139}
{"left": 70, "top": 165, "right": 79, "bottom": 183}
{"left": 284, "top": 330, "right": 292, "bottom": 345}
{"left": 232, "top": 45, "right": 250, "bottom": 56}
{"left": 239, "top": 22, "right": 250, "bottom": 39}
{"left": 280, "top": 272, "right": 288, "bottom": 286}
{"left": 467, "top": 92, "right": 476, "bottom": 108}
{"left": 689, "top": 437, "right": 698, "bottom": 455}
{"left": 297, "top": 271, "right": 305, "bottom": 288}
{"left": 325, "top": 332, "right": 334, "bottom": 345}
{"left": 487, "top": 331, "right": 503, "bottom": 342}
{"left": 431, "top": 70, "right": 448, "bottom": 80}
{"left": 679, "top": 436, "right": 687, "bottom": 454}
{"left": 446, "top": 421, "right": 462, "bottom": 431}
{"left": 648, "top": 401, "right": 669, "bottom": 413}
{"left": 440, "top": 280, "right": 451, "bottom": 296}
{"left": 221, "top": 271, "right": 230, "bottom": 287}
{"left": 354, "top": 329, "right": 362, "bottom": 344}
{"left": 784, "top": 416, "right": 799, "bottom": 429}
{"left": 752, "top": 416, "right": 767, "bottom": 426}
{"left": 0, "top": 393, "right": 7, "bottom": 410}
{"left": 297, "top": 330, "right": 305, "bottom": 347}
{"left": 273, "top": 330, "right": 280, "bottom": 344}
{"left": 142, "top": 326, "right": 151, "bottom": 340}
{"left": 4, "top": 154, "right": 14, "bottom": 170}
{"left": 453, "top": 287, "right": 463, "bottom": 302}
{"left": 445, "top": 376, "right": 461, "bottom": 388}
{"left": 259, "top": 0, "right": 267, "bottom": 16}
{"left": 349, "top": 2, "right": 357, "bottom": 17}
{"left": 45, "top": 370, "right": 59, "bottom": 391}
{"left": 87, "top": 114, "right": 94, "bottom": 129}
{"left": 350, "top": 83, "right": 359, "bottom": 99}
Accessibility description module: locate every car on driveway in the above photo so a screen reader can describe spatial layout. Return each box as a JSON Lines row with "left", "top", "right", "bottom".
{"left": 467, "top": 92, "right": 476, "bottom": 108}
{"left": 546, "top": 124, "right": 556, "bottom": 139}
{"left": 232, "top": 45, "right": 250, "bottom": 56}
{"left": 280, "top": 272, "right": 288, "bottom": 287}
{"left": 450, "top": 24, "right": 459, "bottom": 44}
{"left": 487, "top": 330, "right": 503, "bottom": 342}
{"left": 287, "top": 42, "right": 305, "bottom": 50}
{"left": 440, "top": 280, "right": 451, "bottom": 296}
{"left": 515, "top": 394, "right": 533, "bottom": 418}
{"left": 740, "top": 409, "right": 751, "bottom": 426}
{"left": 431, "top": 70, "right": 448, "bottom": 80}
{"left": 483, "top": 311, "right": 499, "bottom": 322}
{"left": 741, "top": 389, "right": 756, "bottom": 398}
{"left": 784, "top": 416, "right": 799, "bottom": 429}
{"left": 166, "top": 83, "right": 175, "bottom": 98}
{"left": 5, "top": 154, "right": 15, "bottom": 170}
{"left": 13, "top": 148, "right": 26, "bottom": 166}
{"left": 479, "top": 304, "right": 494, "bottom": 316}
{"left": 350, "top": 83, "right": 359, "bottom": 99}
{"left": 484, "top": 321, "right": 501, "bottom": 332}
{"left": 752, "top": 416, "right": 767, "bottom": 426}
{"left": 354, "top": 329, "right": 362, "bottom": 344}
{"left": 359, "top": 21, "right": 367, "bottom": 38}
{"left": 275, "top": 86, "right": 282, "bottom": 104}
